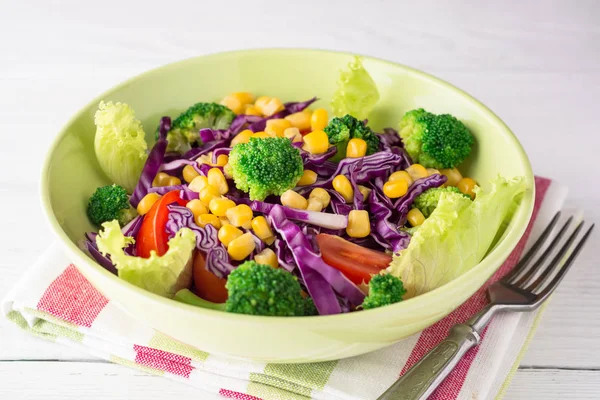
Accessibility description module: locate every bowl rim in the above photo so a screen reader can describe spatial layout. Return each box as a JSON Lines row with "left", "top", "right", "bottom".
{"left": 40, "top": 48, "right": 534, "bottom": 327}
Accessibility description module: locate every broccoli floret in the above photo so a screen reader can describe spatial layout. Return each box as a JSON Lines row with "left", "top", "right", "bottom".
{"left": 324, "top": 114, "right": 379, "bottom": 161}
{"left": 399, "top": 109, "right": 474, "bottom": 169}
{"left": 87, "top": 184, "right": 137, "bottom": 227}
{"left": 161, "top": 102, "right": 235, "bottom": 153}
{"left": 225, "top": 261, "right": 306, "bottom": 316}
{"left": 362, "top": 274, "right": 406, "bottom": 310}
{"left": 413, "top": 186, "right": 471, "bottom": 218}
{"left": 226, "top": 137, "right": 304, "bottom": 201}
{"left": 303, "top": 297, "right": 318, "bottom": 316}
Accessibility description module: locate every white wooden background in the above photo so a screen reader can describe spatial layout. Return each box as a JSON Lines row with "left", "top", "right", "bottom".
{"left": 1, "top": 0, "right": 599, "bottom": 399}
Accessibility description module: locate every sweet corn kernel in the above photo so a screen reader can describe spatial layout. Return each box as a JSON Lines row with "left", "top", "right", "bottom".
{"left": 297, "top": 170, "right": 318, "bottom": 186}
{"left": 182, "top": 164, "right": 200, "bottom": 183}
{"left": 195, "top": 213, "right": 221, "bottom": 229}
{"left": 199, "top": 185, "right": 221, "bottom": 205}
{"left": 166, "top": 176, "right": 182, "bottom": 186}
{"left": 230, "top": 129, "right": 253, "bottom": 146}
{"left": 306, "top": 197, "right": 324, "bottom": 211}
{"left": 440, "top": 167, "right": 463, "bottom": 187}
{"left": 188, "top": 175, "right": 209, "bottom": 193}
{"left": 332, "top": 175, "right": 354, "bottom": 203}
{"left": 427, "top": 168, "right": 441, "bottom": 176}
{"left": 137, "top": 193, "right": 161, "bottom": 215}
{"left": 152, "top": 172, "right": 171, "bottom": 187}
{"left": 219, "top": 216, "right": 231, "bottom": 226}
{"left": 227, "top": 233, "right": 256, "bottom": 261}
{"left": 196, "top": 154, "right": 212, "bottom": 165}
{"left": 215, "top": 154, "right": 229, "bottom": 167}
{"left": 280, "top": 190, "right": 308, "bottom": 209}
{"left": 217, "top": 224, "right": 243, "bottom": 247}
{"left": 407, "top": 208, "right": 425, "bottom": 227}
{"left": 251, "top": 216, "right": 274, "bottom": 241}
{"left": 346, "top": 138, "right": 367, "bottom": 158}
{"left": 383, "top": 179, "right": 409, "bottom": 199}
{"left": 346, "top": 210, "right": 371, "bottom": 238}
{"left": 264, "top": 236, "right": 275, "bottom": 245}
{"left": 388, "top": 170, "right": 414, "bottom": 186}
{"left": 254, "top": 248, "right": 278, "bottom": 268}
{"left": 357, "top": 185, "right": 372, "bottom": 200}
{"left": 209, "top": 197, "right": 236, "bottom": 217}
{"left": 309, "top": 188, "right": 331, "bottom": 208}
{"left": 207, "top": 168, "right": 228, "bottom": 194}
{"left": 186, "top": 199, "right": 208, "bottom": 218}
{"left": 302, "top": 130, "right": 329, "bottom": 154}
{"left": 311, "top": 108, "right": 329, "bottom": 131}
{"left": 283, "top": 127, "right": 303, "bottom": 143}
{"left": 457, "top": 177, "right": 477, "bottom": 199}
{"left": 262, "top": 97, "right": 285, "bottom": 117}
{"left": 265, "top": 119, "right": 292, "bottom": 138}
{"left": 231, "top": 92, "right": 255, "bottom": 105}
{"left": 285, "top": 110, "right": 312, "bottom": 131}
{"left": 406, "top": 164, "right": 428, "bottom": 181}
{"left": 226, "top": 204, "right": 254, "bottom": 228}
{"left": 244, "top": 104, "right": 262, "bottom": 116}
{"left": 220, "top": 95, "right": 244, "bottom": 114}
{"left": 254, "top": 96, "right": 270, "bottom": 110}
{"left": 252, "top": 131, "right": 271, "bottom": 139}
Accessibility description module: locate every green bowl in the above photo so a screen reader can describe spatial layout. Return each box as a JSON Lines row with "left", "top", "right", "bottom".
{"left": 41, "top": 49, "right": 534, "bottom": 363}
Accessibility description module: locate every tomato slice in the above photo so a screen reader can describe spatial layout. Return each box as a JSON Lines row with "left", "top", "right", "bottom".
{"left": 193, "top": 251, "right": 228, "bottom": 303}
{"left": 136, "top": 190, "right": 188, "bottom": 258}
{"left": 316, "top": 234, "right": 392, "bottom": 285}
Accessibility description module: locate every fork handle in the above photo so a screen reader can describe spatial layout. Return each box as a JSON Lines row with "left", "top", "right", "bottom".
{"left": 377, "top": 324, "right": 481, "bottom": 400}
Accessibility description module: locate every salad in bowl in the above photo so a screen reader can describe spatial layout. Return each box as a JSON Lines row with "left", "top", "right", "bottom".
{"left": 82, "top": 56, "right": 526, "bottom": 318}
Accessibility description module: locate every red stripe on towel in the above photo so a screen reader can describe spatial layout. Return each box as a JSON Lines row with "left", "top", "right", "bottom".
{"left": 37, "top": 264, "right": 109, "bottom": 328}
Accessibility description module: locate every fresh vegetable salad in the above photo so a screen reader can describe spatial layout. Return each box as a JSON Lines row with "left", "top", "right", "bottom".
{"left": 83, "top": 56, "right": 526, "bottom": 316}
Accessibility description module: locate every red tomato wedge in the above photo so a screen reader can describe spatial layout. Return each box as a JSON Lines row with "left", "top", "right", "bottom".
{"left": 136, "top": 190, "right": 188, "bottom": 258}
{"left": 193, "top": 251, "right": 228, "bottom": 303}
{"left": 316, "top": 234, "right": 392, "bottom": 285}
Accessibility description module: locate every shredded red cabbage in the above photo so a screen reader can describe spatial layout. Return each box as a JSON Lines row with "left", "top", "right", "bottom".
{"left": 300, "top": 146, "right": 337, "bottom": 172}
{"left": 182, "top": 140, "right": 229, "bottom": 161}
{"left": 165, "top": 205, "right": 235, "bottom": 278}
{"left": 199, "top": 128, "right": 232, "bottom": 143}
{"left": 233, "top": 198, "right": 348, "bottom": 229}
{"left": 149, "top": 184, "right": 187, "bottom": 195}
{"left": 305, "top": 151, "right": 411, "bottom": 189}
{"left": 377, "top": 128, "right": 405, "bottom": 151}
{"left": 269, "top": 205, "right": 364, "bottom": 315}
{"left": 273, "top": 238, "right": 296, "bottom": 272}
{"left": 130, "top": 117, "right": 170, "bottom": 208}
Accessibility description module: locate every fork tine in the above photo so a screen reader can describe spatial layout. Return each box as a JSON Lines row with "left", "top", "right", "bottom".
{"left": 508, "top": 215, "right": 573, "bottom": 287}
{"left": 534, "top": 223, "right": 594, "bottom": 305}
{"left": 501, "top": 212, "right": 561, "bottom": 283}
{"left": 522, "top": 221, "right": 584, "bottom": 292}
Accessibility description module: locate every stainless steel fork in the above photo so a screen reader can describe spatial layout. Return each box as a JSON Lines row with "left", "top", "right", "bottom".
{"left": 377, "top": 212, "right": 594, "bottom": 400}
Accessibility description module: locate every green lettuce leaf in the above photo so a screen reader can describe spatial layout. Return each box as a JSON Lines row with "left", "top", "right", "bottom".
{"left": 388, "top": 176, "right": 527, "bottom": 298}
{"left": 94, "top": 101, "right": 148, "bottom": 192}
{"left": 96, "top": 220, "right": 195, "bottom": 298}
{"left": 331, "top": 56, "right": 380, "bottom": 120}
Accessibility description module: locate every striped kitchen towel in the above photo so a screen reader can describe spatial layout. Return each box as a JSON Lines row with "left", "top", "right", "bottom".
{"left": 2, "top": 177, "right": 567, "bottom": 400}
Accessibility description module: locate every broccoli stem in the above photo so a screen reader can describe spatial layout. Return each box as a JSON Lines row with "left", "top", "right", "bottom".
{"left": 329, "top": 141, "right": 349, "bottom": 162}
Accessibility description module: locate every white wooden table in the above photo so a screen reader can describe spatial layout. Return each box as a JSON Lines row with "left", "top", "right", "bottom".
{"left": 1, "top": 1, "right": 599, "bottom": 399}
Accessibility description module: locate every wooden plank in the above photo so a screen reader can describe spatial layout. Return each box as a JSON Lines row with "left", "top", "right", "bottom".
{"left": 0, "top": 361, "right": 222, "bottom": 400}
{"left": 0, "top": 362, "right": 599, "bottom": 400}
{"left": 505, "top": 369, "right": 600, "bottom": 400}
